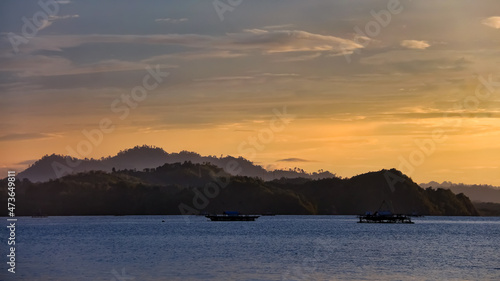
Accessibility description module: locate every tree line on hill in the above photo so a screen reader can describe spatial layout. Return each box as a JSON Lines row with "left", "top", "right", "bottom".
{"left": 1, "top": 162, "right": 479, "bottom": 216}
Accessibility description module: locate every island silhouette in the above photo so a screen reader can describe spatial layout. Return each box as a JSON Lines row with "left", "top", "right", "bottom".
{"left": 2, "top": 145, "right": 495, "bottom": 216}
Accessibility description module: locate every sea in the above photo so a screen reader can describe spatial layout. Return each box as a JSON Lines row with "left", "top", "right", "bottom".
{"left": 2, "top": 215, "right": 500, "bottom": 281}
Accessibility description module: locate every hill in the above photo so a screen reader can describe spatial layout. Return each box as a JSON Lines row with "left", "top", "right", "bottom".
{"left": 18, "top": 145, "right": 335, "bottom": 182}
{"left": 420, "top": 181, "right": 500, "bottom": 204}
{"left": 473, "top": 202, "right": 500, "bottom": 216}
{"left": 1, "top": 164, "right": 478, "bottom": 216}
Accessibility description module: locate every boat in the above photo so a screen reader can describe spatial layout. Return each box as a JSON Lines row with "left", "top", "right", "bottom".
{"left": 357, "top": 200, "right": 414, "bottom": 224}
{"left": 205, "top": 211, "right": 260, "bottom": 221}
{"left": 358, "top": 212, "right": 414, "bottom": 224}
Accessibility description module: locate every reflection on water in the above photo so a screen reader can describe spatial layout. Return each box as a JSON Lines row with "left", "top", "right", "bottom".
{"left": 8, "top": 216, "right": 500, "bottom": 280}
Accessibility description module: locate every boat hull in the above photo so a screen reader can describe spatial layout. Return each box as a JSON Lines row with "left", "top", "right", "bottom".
{"left": 357, "top": 214, "right": 414, "bottom": 224}
{"left": 205, "top": 215, "right": 260, "bottom": 221}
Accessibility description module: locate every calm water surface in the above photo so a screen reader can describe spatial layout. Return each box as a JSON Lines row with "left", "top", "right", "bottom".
{"left": 3, "top": 215, "right": 500, "bottom": 280}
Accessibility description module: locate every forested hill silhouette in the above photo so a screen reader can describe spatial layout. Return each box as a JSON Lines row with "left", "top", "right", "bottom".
{"left": 420, "top": 181, "right": 500, "bottom": 204}
{"left": 18, "top": 145, "right": 335, "bottom": 182}
{"left": 0, "top": 165, "right": 478, "bottom": 216}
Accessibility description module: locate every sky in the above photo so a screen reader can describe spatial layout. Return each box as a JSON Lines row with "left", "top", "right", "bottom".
{"left": 1, "top": 0, "right": 499, "bottom": 185}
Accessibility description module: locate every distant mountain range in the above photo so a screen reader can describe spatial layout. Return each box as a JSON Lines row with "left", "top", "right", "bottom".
{"left": 18, "top": 145, "right": 335, "bottom": 182}
{"left": 420, "top": 181, "right": 500, "bottom": 204}
{"left": 17, "top": 145, "right": 500, "bottom": 209}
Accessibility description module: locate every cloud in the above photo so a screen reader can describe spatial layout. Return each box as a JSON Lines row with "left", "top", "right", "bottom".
{"left": 229, "top": 29, "right": 363, "bottom": 55}
{"left": 51, "top": 15, "right": 80, "bottom": 20}
{"left": 0, "top": 55, "right": 177, "bottom": 77}
{"left": 155, "top": 18, "right": 188, "bottom": 24}
{"left": 19, "top": 34, "right": 215, "bottom": 53}
{"left": 142, "top": 50, "right": 247, "bottom": 62}
{"left": 258, "top": 73, "right": 299, "bottom": 77}
{"left": 262, "top": 24, "right": 295, "bottom": 29}
{"left": 400, "top": 40, "right": 430, "bottom": 50}
{"left": 193, "top": 76, "right": 254, "bottom": 82}
{"left": 193, "top": 73, "right": 299, "bottom": 83}
{"left": 13, "top": 29, "right": 361, "bottom": 58}
{"left": 275, "top": 52, "right": 322, "bottom": 62}
{"left": 38, "top": 14, "right": 79, "bottom": 31}
{"left": 0, "top": 133, "right": 54, "bottom": 142}
{"left": 277, "top": 158, "right": 314, "bottom": 163}
{"left": 482, "top": 16, "right": 500, "bottom": 29}
{"left": 1, "top": 29, "right": 361, "bottom": 78}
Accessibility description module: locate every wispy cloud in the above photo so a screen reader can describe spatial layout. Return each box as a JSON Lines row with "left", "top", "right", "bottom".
{"left": 0, "top": 133, "right": 55, "bottom": 142}
{"left": 15, "top": 29, "right": 362, "bottom": 59}
{"left": 193, "top": 76, "right": 254, "bottom": 82}
{"left": 481, "top": 16, "right": 500, "bottom": 29}
{"left": 192, "top": 73, "right": 299, "bottom": 83}
{"left": 155, "top": 18, "right": 188, "bottom": 24}
{"left": 230, "top": 29, "right": 363, "bottom": 55}
{"left": 277, "top": 158, "right": 315, "bottom": 163}
{"left": 400, "top": 40, "right": 430, "bottom": 50}
{"left": 0, "top": 55, "right": 177, "bottom": 77}
{"left": 143, "top": 50, "right": 247, "bottom": 62}
{"left": 262, "top": 24, "right": 295, "bottom": 29}
{"left": 275, "top": 52, "right": 322, "bottom": 62}
{"left": 18, "top": 34, "right": 215, "bottom": 53}
{"left": 38, "top": 14, "right": 79, "bottom": 31}
{"left": 6, "top": 30, "right": 361, "bottom": 76}
{"left": 258, "top": 73, "right": 299, "bottom": 77}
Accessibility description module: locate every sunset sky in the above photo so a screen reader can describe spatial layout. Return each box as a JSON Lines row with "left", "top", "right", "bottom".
{"left": 1, "top": 0, "right": 499, "bottom": 185}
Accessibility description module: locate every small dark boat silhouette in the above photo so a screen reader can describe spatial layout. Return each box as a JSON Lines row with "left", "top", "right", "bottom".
{"left": 358, "top": 200, "right": 414, "bottom": 224}
{"left": 206, "top": 211, "right": 260, "bottom": 221}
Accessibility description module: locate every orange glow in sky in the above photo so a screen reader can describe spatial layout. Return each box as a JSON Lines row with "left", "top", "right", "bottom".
{"left": 1, "top": 0, "right": 499, "bottom": 185}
